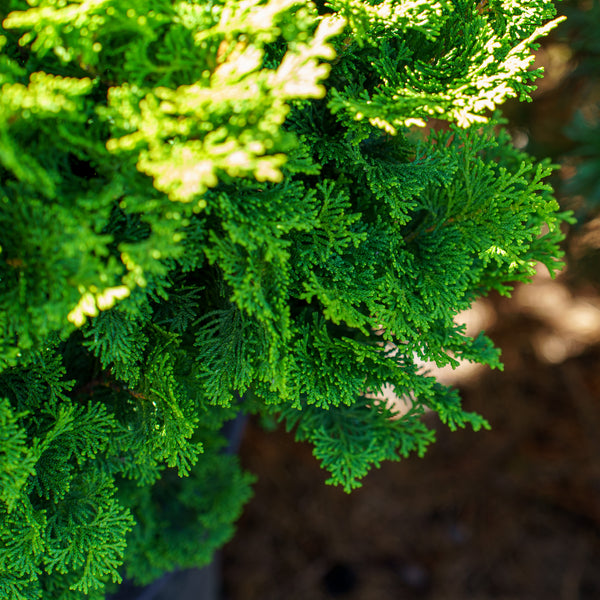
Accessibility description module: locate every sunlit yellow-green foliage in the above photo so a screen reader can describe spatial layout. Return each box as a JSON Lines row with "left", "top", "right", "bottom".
{"left": 3, "top": 0, "right": 345, "bottom": 204}
{"left": 104, "top": 3, "right": 345, "bottom": 201}
{"left": 0, "top": 0, "right": 570, "bottom": 598}
{"left": 327, "top": 0, "right": 565, "bottom": 130}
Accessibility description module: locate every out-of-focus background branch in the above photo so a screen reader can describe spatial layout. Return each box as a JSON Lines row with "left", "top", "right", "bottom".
{"left": 221, "top": 3, "right": 600, "bottom": 598}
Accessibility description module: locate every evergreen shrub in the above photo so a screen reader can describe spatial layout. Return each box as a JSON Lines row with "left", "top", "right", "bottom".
{"left": 0, "top": 0, "right": 571, "bottom": 597}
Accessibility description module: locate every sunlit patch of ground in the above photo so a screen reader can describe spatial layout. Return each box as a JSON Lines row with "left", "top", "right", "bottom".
{"left": 515, "top": 265, "right": 600, "bottom": 362}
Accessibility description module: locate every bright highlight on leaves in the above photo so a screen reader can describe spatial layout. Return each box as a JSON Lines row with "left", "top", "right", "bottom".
{"left": 67, "top": 285, "right": 131, "bottom": 327}
{"left": 105, "top": 3, "right": 346, "bottom": 201}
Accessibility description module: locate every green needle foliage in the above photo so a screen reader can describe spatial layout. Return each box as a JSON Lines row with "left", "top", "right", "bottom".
{"left": 0, "top": 0, "right": 571, "bottom": 597}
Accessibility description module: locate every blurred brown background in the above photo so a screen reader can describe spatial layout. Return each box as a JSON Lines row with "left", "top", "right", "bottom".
{"left": 221, "top": 5, "right": 600, "bottom": 598}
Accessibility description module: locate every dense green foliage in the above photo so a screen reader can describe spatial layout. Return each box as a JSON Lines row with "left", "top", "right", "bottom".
{"left": 0, "top": 0, "right": 569, "bottom": 597}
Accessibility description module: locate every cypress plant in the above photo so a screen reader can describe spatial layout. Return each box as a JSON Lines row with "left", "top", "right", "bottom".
{"left": 0, "top": 0, "right": 570, "bottom": 597}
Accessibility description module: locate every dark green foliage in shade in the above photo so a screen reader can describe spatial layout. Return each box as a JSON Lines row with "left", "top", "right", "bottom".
{"left": 552, "top": 1, "right": 600, "bottom": 221}
{"left": 0, "top": 0, "right": 571, "bottom": 597}
{"left": 564, "top": 108, "right": 600, "bottom": 214}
